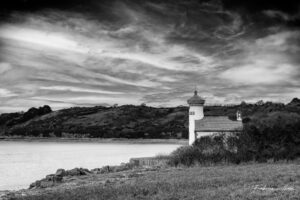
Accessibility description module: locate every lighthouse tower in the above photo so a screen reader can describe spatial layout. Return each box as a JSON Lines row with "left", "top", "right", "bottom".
{"left": 187, "top": 90, "right": 205, "bottom": 145}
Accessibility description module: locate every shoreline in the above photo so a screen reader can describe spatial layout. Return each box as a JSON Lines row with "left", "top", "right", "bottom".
{"left": 2, "top": 162, "right": 299, "bottom": 200}
{"left": 0, "top": 137, "right": 188, "bottom": 145}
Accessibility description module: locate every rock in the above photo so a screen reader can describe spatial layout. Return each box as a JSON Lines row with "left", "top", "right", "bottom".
{"left": 55, "top": 169, "right": 66, "bottom": 177}
{"left": 66, "top": 168, "right": 81, "bottom": 176}
{"left": 54, "top": 175, "right": 63, "bottom": 182}
{"left": 45, "top": 175, "right": 54, "bottom": 181}
{"left": 44, "top": 174, "right": 63, "bottom": 182}
{"left": 65, "top": 168, "right": 91, "bottom": 176}
{"left": 40, "top": 180, "right": 55, "bottom": 188}
{"left": 29, "top": 180, "right": 41, "bottom": 189}
{"left": 79, "top": 168, "right": 91, "bottom": 175}
{"left": 91, "top": 168, "right": 101, "bottom": 174}
{"left": 29, "top": 173, "right": 64, "bottom": 189}
{"left": 91, "top": 163, "right": 133, "bottom": 174}
{"left": 99, "top": 166, "right": 110, "bottom": 174}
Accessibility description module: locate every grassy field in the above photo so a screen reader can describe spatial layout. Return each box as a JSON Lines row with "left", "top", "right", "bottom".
{"left": 10, "top": 162, "right": 300, "bottom": 200}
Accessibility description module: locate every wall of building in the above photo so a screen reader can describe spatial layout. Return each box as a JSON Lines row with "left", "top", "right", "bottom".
{"left": 196, "top": 131, "right": 238, "bottom": 139}
{"left": 189, "top": 105, "right": 204, "bottom": 145}
{"left": 129, "top": 157, "right": 168, "bottom": 167}
{"left": 196, "top": 132, "right": 216, "bottom": 138}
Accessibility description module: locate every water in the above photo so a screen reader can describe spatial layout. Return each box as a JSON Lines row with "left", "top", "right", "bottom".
{"left": 0, "top": 141, "right": 182, "bottom": 191}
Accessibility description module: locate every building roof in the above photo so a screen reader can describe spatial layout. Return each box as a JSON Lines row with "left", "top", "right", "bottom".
{"left": 187, "top": 90, "right": 205, "bottom": 105}
{"left": 195, "top": 116, "right": 243, "bottom": 132}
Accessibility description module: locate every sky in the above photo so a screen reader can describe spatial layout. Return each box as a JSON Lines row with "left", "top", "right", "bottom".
{"left": 0, "top": 0, "right": 300, "bottom": 112}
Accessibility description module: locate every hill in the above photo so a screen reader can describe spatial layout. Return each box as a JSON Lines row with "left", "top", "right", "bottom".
{"left": 0, "top": 98, "right": 299, "bottom": 139}
{"left": 0, "top": 105, "right": 189, "bottom": 138}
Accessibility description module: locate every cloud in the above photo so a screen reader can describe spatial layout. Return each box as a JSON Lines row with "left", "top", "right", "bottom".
{"left": 0, "top": 88, "right": 17, "bottom": 97}
{"left": 220, "top": 63, "right": 295, "bottom": 85}
{"left": 0, "top": 62, "right": 12, "bottom": 74}
{"left": 39, "top": 86, "right": 124, "bottom": 94}
{"left": 263, "top": 10, "right": 300, "bottom": 22}
{"left": 219, "top": 30, "right": 300, "bottom": 85}
{"left": 0, "top": 24, "right": 87, "bottom": 53}
{"left": 263, "top": 10, "right": 291, "bottom": 21}
{"left": 0, "top": 0, "right": 299, "bottom": 112}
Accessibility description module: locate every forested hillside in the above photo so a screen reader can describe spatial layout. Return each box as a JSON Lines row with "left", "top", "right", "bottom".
{"left": 0, "top": 98, "right": 299, "bottom": 139}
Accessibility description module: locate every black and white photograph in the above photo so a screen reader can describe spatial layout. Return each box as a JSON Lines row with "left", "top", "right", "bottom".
{"left": 0, "top": 0, "right": 300, "bottom": 199}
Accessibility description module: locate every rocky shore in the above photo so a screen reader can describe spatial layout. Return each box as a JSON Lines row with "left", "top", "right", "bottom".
{"left": 1, "top": 157, "right": 168, "bottom": 200}
{"left": 28, "top": 163, "right": 135, "bottom": 190}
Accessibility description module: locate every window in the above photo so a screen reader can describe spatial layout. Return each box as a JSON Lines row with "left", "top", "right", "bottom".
{"left": 189, "top": 111, "right": 195, "bottom": 115}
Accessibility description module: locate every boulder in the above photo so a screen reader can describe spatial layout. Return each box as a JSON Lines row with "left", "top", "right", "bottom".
{"left": 29, "top": 174, "right": 63, "bottom": 189}
{"left": 40, "top": 180, "right": 55, "bottom": 188}
{"left": 99, "top": 166, "right": 110, "bottom": 174}
{"left": 65, "top": 168, "right": 91, "bottom": 176}
{"left": 28, "top": 168, "right": 91, "bottom": 189}
{"left": 45, "top": 175, "right": 55, "bottom": 181}
{"left": 54, "top": 175, "right": 63, "bottom": 182}
{"left": 55, "top": 169, "right": 66, "bottom": 177}
{"left": 29, "top": 180, "right": 41, "bottom": 189}
{"left": 79, "top": 168, "right": 91, "bottom": 175}
{"left": 66, "top": 168, "right": 81, "bottom": 176}
{"left": 91, "top": 168, "right": 101, "bottom": 174}
{"left": 91, "top": 164, "right": 133, "bottom": 174}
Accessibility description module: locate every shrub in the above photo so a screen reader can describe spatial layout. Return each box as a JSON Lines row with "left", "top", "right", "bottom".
{"left": 168, "top": 146, "right": 202, "bottom": 167}
{"left": 168, "top": 135, "right": 242, "bottom": 167}
{"left": 238, "top": 112, "right": 300, "bottom": 162}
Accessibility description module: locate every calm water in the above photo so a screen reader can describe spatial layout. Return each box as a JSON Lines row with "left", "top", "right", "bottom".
{"left": 0, "top": 141, "right": 182, "bottom": 191}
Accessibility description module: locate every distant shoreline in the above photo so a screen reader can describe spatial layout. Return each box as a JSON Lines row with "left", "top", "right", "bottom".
{"left": 0, "top": 137, "right": 188, "bottom": 144}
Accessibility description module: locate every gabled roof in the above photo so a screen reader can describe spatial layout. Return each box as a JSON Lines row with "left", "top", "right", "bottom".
{"left": 195, "top": 116, "right": 243, "bottom": 132}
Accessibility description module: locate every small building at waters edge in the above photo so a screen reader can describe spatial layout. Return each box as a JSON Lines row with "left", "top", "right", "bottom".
{"left": 187, "top": 90, "right": 243, "bottom": 145}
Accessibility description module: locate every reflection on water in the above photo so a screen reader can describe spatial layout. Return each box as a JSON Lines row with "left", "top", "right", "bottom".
{"left": 0, "top": 141, "right": 181, "bottom": 190}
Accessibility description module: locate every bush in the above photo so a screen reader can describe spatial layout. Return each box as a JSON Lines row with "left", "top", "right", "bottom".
{"left": 168, "top": 146, "right": 202, "bottom": 167}
{"left": 238, "top": 112, "right": 300, "bottom": 162}
{"left": 168, "top": 135, "right": 243, "bottom": 167}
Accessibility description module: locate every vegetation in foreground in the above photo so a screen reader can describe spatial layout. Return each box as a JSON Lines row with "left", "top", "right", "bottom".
{"left": 9, "top": 162, "right": 300, "bottom": 200}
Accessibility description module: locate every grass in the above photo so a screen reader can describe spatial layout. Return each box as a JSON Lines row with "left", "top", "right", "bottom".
{"left": 11, "top": 162, "right": 300, "bottom": 200}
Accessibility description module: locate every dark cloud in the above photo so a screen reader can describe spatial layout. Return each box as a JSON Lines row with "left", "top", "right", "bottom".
{"left": 223, "top": 0, "right": 300, "bottom": 14}
{"left": 1, "top": 0, "right": 299, "bottom": 23}
{"left": 0, "top": 0, "right": 299, "bottom": 112}
{"left": 1, "top": 0, "right": 99, "bottom": 12}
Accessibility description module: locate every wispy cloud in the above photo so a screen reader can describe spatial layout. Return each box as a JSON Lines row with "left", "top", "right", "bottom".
{"left": 219, "top": 30, "right": 300, "bottom": 85}
{"left": 0, "top": 0, "right": 299, "bottom": 112}
{"left": 0, "top": 88, "right": 17, "bottom": 98}
{"left": 263, "top": 10, "right": 300, "bottom": 21}
{"left": 0, "top": 62, "right": 12, "bottom": 74}
{"left": 40, "top": 86, "right": 124, "bottom": 94}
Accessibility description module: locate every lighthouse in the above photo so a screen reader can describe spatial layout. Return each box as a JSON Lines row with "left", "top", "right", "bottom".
{"left": 187, "top": 90, "right": 205, "bottom": 145}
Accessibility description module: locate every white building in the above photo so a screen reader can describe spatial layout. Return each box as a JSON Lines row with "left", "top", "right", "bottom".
{"left": 187, "top": 90, "right": 243, "bottom": 145}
